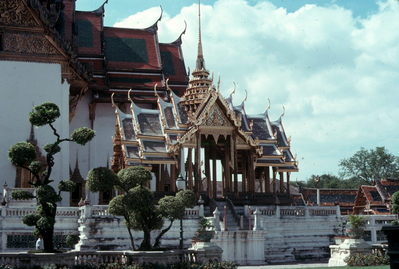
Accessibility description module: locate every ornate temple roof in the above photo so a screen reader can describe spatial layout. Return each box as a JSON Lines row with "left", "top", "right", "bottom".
{"left": 66, "top": 2, "right": 189, "bottom": 101}
{"left": 110, "top": 0, "right": 298, "bottom": 172}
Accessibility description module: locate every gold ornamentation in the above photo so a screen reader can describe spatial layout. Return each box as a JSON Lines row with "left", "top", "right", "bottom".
{"left": 204, "top": 105, "right": 229, "bottom": 126}
{"left": 0, "top": 1, "right": 37, "bottom": 27}
{"left": 3, "top": 32, "right": 59, "bottom": 55}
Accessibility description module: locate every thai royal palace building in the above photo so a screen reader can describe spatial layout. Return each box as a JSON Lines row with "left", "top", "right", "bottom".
{"left": 0, "top": 0, "right": 298, "bottom": 206}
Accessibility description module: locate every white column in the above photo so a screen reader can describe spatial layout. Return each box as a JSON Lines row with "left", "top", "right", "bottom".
{"left": 213, "top": 208, "right": 221, "bottom": 231}
{"left": 253, "top": 208, "right": 262, "bottom": 231}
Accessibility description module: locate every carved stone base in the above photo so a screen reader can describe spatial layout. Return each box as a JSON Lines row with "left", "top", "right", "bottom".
{"left": 189, "top": 241, "right": 223, "bottom": 263}
{"left": 328, "top": 238, "right": 371, "bottom": 267}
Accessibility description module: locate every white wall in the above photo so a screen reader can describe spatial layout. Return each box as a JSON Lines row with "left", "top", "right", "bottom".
{"left": 70, "top": 98, "right": 116, "bottom": 204}
{"left": 0, "top": 61, "right": 70, "bottom": 205}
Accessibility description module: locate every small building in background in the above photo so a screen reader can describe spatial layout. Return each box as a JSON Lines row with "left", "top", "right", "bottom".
{"left": 353, "top": 178, "right": 399, "bottom": 215}
{"left": 301, "top": 188, "right": 357, "bottom": 215}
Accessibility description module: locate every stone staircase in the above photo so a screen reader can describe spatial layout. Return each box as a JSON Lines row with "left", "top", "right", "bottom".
{"left": 214, "top": 200, "right": 240, "bottom": 231}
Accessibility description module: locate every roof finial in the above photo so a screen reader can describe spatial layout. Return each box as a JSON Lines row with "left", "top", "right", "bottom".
{"left": 165, "top": 78, "right": 171, "bottom": 92}
{"left": 217, "top": 75, "right": 221, "bottom": 89}
{"left": 127, "top": 89, "right": 133, "bottom": 102}
{"left": 154, "top": 83, "right": 160, "bottom": 98}
{"left": 243, "top": 89, "right": 248, "bottom": 103}
{"left": 172, "top": 21, "right": 187, "bottom": 45}
{"left": 111, "top": 93, "right": 117, "bottom": 108}
{"left": 280, "top": 105, "right": 286, "bottom": 119}
{"left": 229, "top": 82, "right": 237, "bottom": 99}
{"left": 93, "top": 0, "right": 109, "bottom": 16}
{"left": 265, "top": 98, "right": 271, "bottom": 113}
{"left": 196, "top": 0, "right": 205, "bottom": 70}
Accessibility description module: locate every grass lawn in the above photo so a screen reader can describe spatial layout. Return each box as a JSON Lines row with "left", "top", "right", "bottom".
{"left": 303, "top": 265, "right": 389, "bottom": 269}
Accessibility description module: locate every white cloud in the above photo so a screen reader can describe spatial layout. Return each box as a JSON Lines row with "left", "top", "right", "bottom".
{"left": 114, "top": 0, "right": 399, "bottom": 180}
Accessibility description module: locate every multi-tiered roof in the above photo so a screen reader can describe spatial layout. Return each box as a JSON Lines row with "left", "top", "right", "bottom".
{"left": 111, "top": 1, "right": 298, "bottom": 175}
{"left": 62, "top": 0, "right": 189, "bottom": 107}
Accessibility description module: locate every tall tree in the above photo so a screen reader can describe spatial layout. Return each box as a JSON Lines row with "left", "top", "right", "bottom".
{"left": 339, "top": 147, "right": 399, "bottom": 184}
{"left": 8, "top": 103, "right": 95, "bottom": 252}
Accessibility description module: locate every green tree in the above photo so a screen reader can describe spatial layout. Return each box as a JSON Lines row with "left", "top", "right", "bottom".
{"left": 347, "top": 215, "right": 366, "bottom": 239}
{"left": 339, "top": 147, "right": 399, "bottom": 184}
{"left": 153, "top": 190, "right": 196, "bottom": 248}
{"left": 303, "top": 174, "right": 368, "bottom": 189}
{"left": 8, "top": 102, "right": 95, "bottom": 252}
{"left": 87, "top": 166, "right": 196, "bottom": 250}
{"left": 391, "top": 191, "right": 399, "bottom": 215}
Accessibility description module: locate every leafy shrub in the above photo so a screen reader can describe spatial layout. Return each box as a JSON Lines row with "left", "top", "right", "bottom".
{"left": 72, "top": 264, "right": 98, "bottom": 269}
{"left": 42, "top": 265, "right": 57, "bottom": 269}
{"left": 8, "top": 142, "right": 36, "bottom": 166}
{"left": 392, "top": 191, "right": 399, "bottom": 215}
{"left": 0, "top": 265, "right": 15, "bottom": 269}
{"left": 193, "top": 217, "right": 215, "bottom": 242}
{"left": 346, "top": 215, "right": 366, "bottom": 239}
{"left": 71, "top": 127, "right": 95, "bottom": 145}
{"left": 66, "top": 234, "right": 80, "bottom": 248}
{"left": 345, "top": 253, "right": 389, "bottom": 266}
{"left": 100, "top": 262, "right": 236, "bottom": 269}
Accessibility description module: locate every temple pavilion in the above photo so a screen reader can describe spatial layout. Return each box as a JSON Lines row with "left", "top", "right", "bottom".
{"left": 111, "top": 2, "right": 298, "bottom": 205}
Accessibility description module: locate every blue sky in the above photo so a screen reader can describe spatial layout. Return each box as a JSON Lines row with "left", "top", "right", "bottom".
{"left": 75, "top": 0, "right": 399, "bottom": 182}
{"left": 76, "top": 0, "right": 380, "bottom": 25}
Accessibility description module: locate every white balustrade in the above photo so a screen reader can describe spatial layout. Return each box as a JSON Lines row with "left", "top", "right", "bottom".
{"left": 256, "top": 206, "right": 339, "bottom": 218}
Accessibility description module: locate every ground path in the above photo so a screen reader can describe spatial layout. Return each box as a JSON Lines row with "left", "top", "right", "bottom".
{"left": 239, "top": 264, "right": 328, "bottom": 269}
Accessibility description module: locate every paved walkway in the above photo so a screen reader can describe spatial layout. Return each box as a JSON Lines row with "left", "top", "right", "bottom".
{"left": 239, "top": 263, "right": 328, "bottom": 269}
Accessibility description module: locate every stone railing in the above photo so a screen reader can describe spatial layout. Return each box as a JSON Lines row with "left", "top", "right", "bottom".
{"left": 0, "top": 249, "right": 219, "bottom": 267}
{"left": 4, "top": 207, "right": 36, "bottom": 217}
{"left": 56, "top": 207, "right": 80, "bottom": 217}
{"left": 247, "top": 205, "right": 340, "bottom": 218}
{"left": 184, "top": 206, "right": 200, "bottom": 218}
{"left": 81, "top": 205, "right": 201, "bottom": 219}
{"left": 343, "top": 214, "right": 398, "bottom": 244}
{"left": 91, "top": 205, "right": 111, "bottom": 217}
{"left": 1, "top": 206, "right": 80, "bottom": 217}
{"left": 0, "top": 204, "right": 202, "bottom": 251}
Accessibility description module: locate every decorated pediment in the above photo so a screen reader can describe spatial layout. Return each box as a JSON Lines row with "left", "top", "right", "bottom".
{"left": 0, "top": 1, "right": 39, "bottom": 27}
{"left": 203, "top": 103, "right": 232, "bottom": 127}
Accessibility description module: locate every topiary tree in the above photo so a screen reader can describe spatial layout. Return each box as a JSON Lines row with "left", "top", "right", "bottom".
{"left": 8, "top": 102, "right": 95, "bottom": 252}
{"left": 153, "top": 189, "right": 196, "bottom": 248}
{"left": 391, "top": 191, "right": 399, "bottom": 225}
{"left": 346, "top": 215, "right": 366, "bottom": 239}
{"left": 87, "top": 166, "right": 196, "bottom": 250}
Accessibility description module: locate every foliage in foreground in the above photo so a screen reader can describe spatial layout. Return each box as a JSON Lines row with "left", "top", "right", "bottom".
{"left": 87, "top": 166, "right": 196, "bottom": 250}
{"left": 8, "top": 103, "right": 94, "bottom": 252}
{"left": 346, "top": 215, "right": 366, "bottom": 239}
{"left": 344, "top": 253, "right": 389, "bottom": 267}
{"left": 0, "top": 261, "right": 237, "bottom": 269}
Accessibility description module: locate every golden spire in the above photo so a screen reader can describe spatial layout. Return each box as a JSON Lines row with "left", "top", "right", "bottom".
{"left": 181, "top": 0, "right": 212, "bottom": 118}
{"left": 196, "top": 0, "right": 205, "bottom": 71}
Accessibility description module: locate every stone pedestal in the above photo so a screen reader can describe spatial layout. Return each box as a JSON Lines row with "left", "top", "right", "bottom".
{"left": 211, "top": 231, "right": 266, "bottom": 265}
{"left": 189, "top": 241, "right": 223, "bottom": 263}
{"left": 328, "top": 238, "right": 371, "bottom": 267}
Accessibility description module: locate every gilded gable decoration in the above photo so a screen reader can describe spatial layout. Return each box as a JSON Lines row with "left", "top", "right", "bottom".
{"left": 204, "top": 104, "right": 230, "bottom": 127}
{"left": 0, "top": 1, "right": 38, "bottom": 27}
{"left": 2, "top": 32, "right": 58, "bottom": 55}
